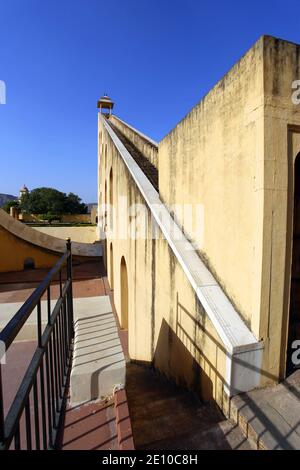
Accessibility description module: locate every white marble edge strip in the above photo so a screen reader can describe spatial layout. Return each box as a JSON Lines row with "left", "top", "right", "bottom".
{"left": 112, "top": 115, "right": 159, "bottom": 148}
{"left": 101, "top": 115, "right": 263, "bottom": 356}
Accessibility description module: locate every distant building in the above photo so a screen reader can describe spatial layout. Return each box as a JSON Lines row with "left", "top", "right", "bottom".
{"left": 19, "top": 184, "right": 29, "bottom": 201}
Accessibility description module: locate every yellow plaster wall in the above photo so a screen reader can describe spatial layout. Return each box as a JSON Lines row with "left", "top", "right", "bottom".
{"left": 19, "top": 213, "right": 91, "bottom": 223}
{"left": 98, "top": 36, "right": 300, "bottom": 401}
{"left": 159, "top": 37, "right": 265, "bottom": 337}
{"left": 99, "top": 122, "right": 228, "bottom": 407}
{"left": 33, "top": 226, "right": 98, "bottom": 244}
{"left": 257, "top": 37, "right": 300, "bottom": 379}
{"left": 0, "top": 225, "right": 59, "bottom": 272}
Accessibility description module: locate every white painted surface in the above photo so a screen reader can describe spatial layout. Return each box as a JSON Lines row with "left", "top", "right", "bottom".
{"left": 70, "top": 296, "right": 126, "bottom": 405}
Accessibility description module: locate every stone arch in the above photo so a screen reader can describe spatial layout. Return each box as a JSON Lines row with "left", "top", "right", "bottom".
{"left": 103, "top": 143, "right": 107, "bottom": 169}
{"left": 286, "top": 151, "right": 300, "bottom": 374}
{"left": 104, "top": 181, "right": 107, "bottom": 228}
{"left": 281, "top": 129, "right": 300, "bottom": 379}
{"left": 24, "top": 257, "right": 35, "bottom": 270}
{"left": 109, "top": 167, "right": 113, "bottom": 230}
{"left": 120, "top": 256, "right": 128, "bottom": 329}
{"left": 110, "top": 242, "right": 114, "bottom": 289}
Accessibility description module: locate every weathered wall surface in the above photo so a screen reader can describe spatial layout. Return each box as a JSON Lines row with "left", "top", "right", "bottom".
{"left": 259, "top": 37, "right": 300, "bottom": 378}
{"left": 109, "top": 115, "right": 158, "bottom": 169}
{"left": 33, "top": 226, "right": 98, "bottom": 244}
{"left": 0, "top": 224, "right": 59, "bottom": 272}
{"left": 98, "top": 36, "right": 300, "bottom": 402}
{"left": 99, "top": 131, "right": 228, "bottom": 405}
{"left": 159, "top": 37, "right": 264, "bottom": 339}
{"left": 60, "top": 214, "right": 91, "bottom": 223}
{"left": 152, "top": 36, "right": 300, "bottom": 383}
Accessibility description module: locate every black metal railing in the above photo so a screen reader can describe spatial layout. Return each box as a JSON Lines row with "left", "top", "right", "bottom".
{"left": 0, "top": 238, "right": 74, "bottom": 450}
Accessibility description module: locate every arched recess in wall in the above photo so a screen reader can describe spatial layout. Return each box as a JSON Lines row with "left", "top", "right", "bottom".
{"left": 104, "top": 181, "right": 108, "bottom": 268}
{"left": 24, "top": 257, "right": 35, "bottom": 270}
{"left": 120, "top": 256, "right": 128, "bottom": 329}
{"left": 103, "top": 143, "right": 107, "bottom": 169}
{"left": 104, "top": 181, "right": 107, "bottom": 228}
{"left": 287, "top": 151, "right": 300, "bottom": 375}
{"left": 109, "top": 167, "right": 113, "bottom": 231}
{"left": 110, "top": 242, "right": 114, "bottom": 289}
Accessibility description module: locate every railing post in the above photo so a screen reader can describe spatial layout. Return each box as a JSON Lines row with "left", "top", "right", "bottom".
{"left": 66, "top": 238, "right": 74, "bottom": 339}
{"left": 0, "top": 365, "right": 4, "bottom": 444}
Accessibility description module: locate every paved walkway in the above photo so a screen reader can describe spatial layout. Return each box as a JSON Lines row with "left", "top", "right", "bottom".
{"left": 0, "top": 262, "right": 107, "bottom": 303}
{"left": 4, "top": 262, "right": 300, "bottom": 450}
{"left": 59, "top": 399, "right": 118, "bottom": 450}
{"left": 0, "top": 261, "right": 122, "bottom": 450}
{"left": 0, "top": 261, "right": 252, "bottom": 450}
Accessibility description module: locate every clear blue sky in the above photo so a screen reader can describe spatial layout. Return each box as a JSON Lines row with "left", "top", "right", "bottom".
{"left": 1, "top": 0, "right": 300, "bottom": 202}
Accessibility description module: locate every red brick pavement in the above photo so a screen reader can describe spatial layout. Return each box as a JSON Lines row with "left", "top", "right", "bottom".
{"left": 0, "top": 261, "right": 131, "bottom": 450}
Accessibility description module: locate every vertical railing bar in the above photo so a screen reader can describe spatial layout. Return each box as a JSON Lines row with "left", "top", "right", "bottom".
{"left": 63, "top": 298, "right": 68, "bottom": 374}
{"left": 47, "top": 286, "right": 51, "bottom": 324}
{"left": 0, "top": 365, "right": 4, "bottom": 444}
{"left": 39, "top": 362, "right": 47, "bottom": 449}
{"left": 60, "top": 305, "right": 65, "bottom": 381}
{"left": 48, "top": 338, "right": 57, "bottom": 430}
{"left": 55, "top": 320, "right": 62, "bottom": 398}
{"left": 45, "top": 347, "right": 53, "bottom": 448}
{"left": 14, "top": 423, "right": 21, "bottom": 450}
{"left": 53, "top": 323, "right": 62, "bottom": 404}
{"left": 61, "top": 301, "right": 67, "bottom": 378}
{"left": 66, "top": 238, "right": 74, "bottom": 338}
{"left": 25, "top": 398, "right": 32, "bottom": 450}
{"left": 33, "top": 380, "right": 40, "bottom": 450}
{"left": 59, "top": 270, "right": 62, "bottom": 298}
{"left": 57, "top": 318, "right": 63, "bottom": 397}
{"left": 59, "top": 300, "right": 65, "bottom": 384}
{"left": 66, "top": 293, "right": 71, "bottom": 358}
{"left": 67, "top": 293, "right": 71, "bottom": 347}
{"left": 52, "top": 327, "right": 60, "bottom": 412}
{"left": 0, "top": 246, "right": 74, "bottom": 451}
{"left": 37, "top": 301, "right": 42, "bottom": 348}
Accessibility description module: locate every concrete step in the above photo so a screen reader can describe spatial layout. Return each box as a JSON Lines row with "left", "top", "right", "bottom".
{"left": 142, "top": 419, "right": 255, "bottom": 450}
{"left": 229, "top": 370, "right": 300, "bottom": 449}
{"left": 70, "top": 296, "right": 126, "bottom": 406}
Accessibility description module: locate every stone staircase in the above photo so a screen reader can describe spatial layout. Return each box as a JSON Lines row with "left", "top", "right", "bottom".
{"left": 228, "top": 370, "right": 300, "bottom": 450}
{"left": 108, "top": 121, "right": 159, "bottom": 192}
{"left": 125, "top": 363, "right": 253, "bottom": 450}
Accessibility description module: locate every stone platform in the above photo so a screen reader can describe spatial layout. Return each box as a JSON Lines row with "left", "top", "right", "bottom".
{"left": 70, "top": 296, "right": 126, "bottom": 406}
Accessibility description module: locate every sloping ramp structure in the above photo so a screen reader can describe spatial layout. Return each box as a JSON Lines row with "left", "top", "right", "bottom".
{"left": 0, "top": 209, "right": 101, "bottom": 272}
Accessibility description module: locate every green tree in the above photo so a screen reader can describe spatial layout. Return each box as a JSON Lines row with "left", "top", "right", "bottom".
{"left": 19, "top": 187, "right": 87, "bottom": 215}
{"left": 2, "top": 200, "right": 19, "bottom": 213}
{"left": 64, "top": 192, "right": 88, "bottom": 214}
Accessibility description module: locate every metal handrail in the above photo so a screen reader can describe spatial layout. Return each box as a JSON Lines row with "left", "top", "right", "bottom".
{"left": 0, "top": 238, "right": 74, "bottom": 450}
